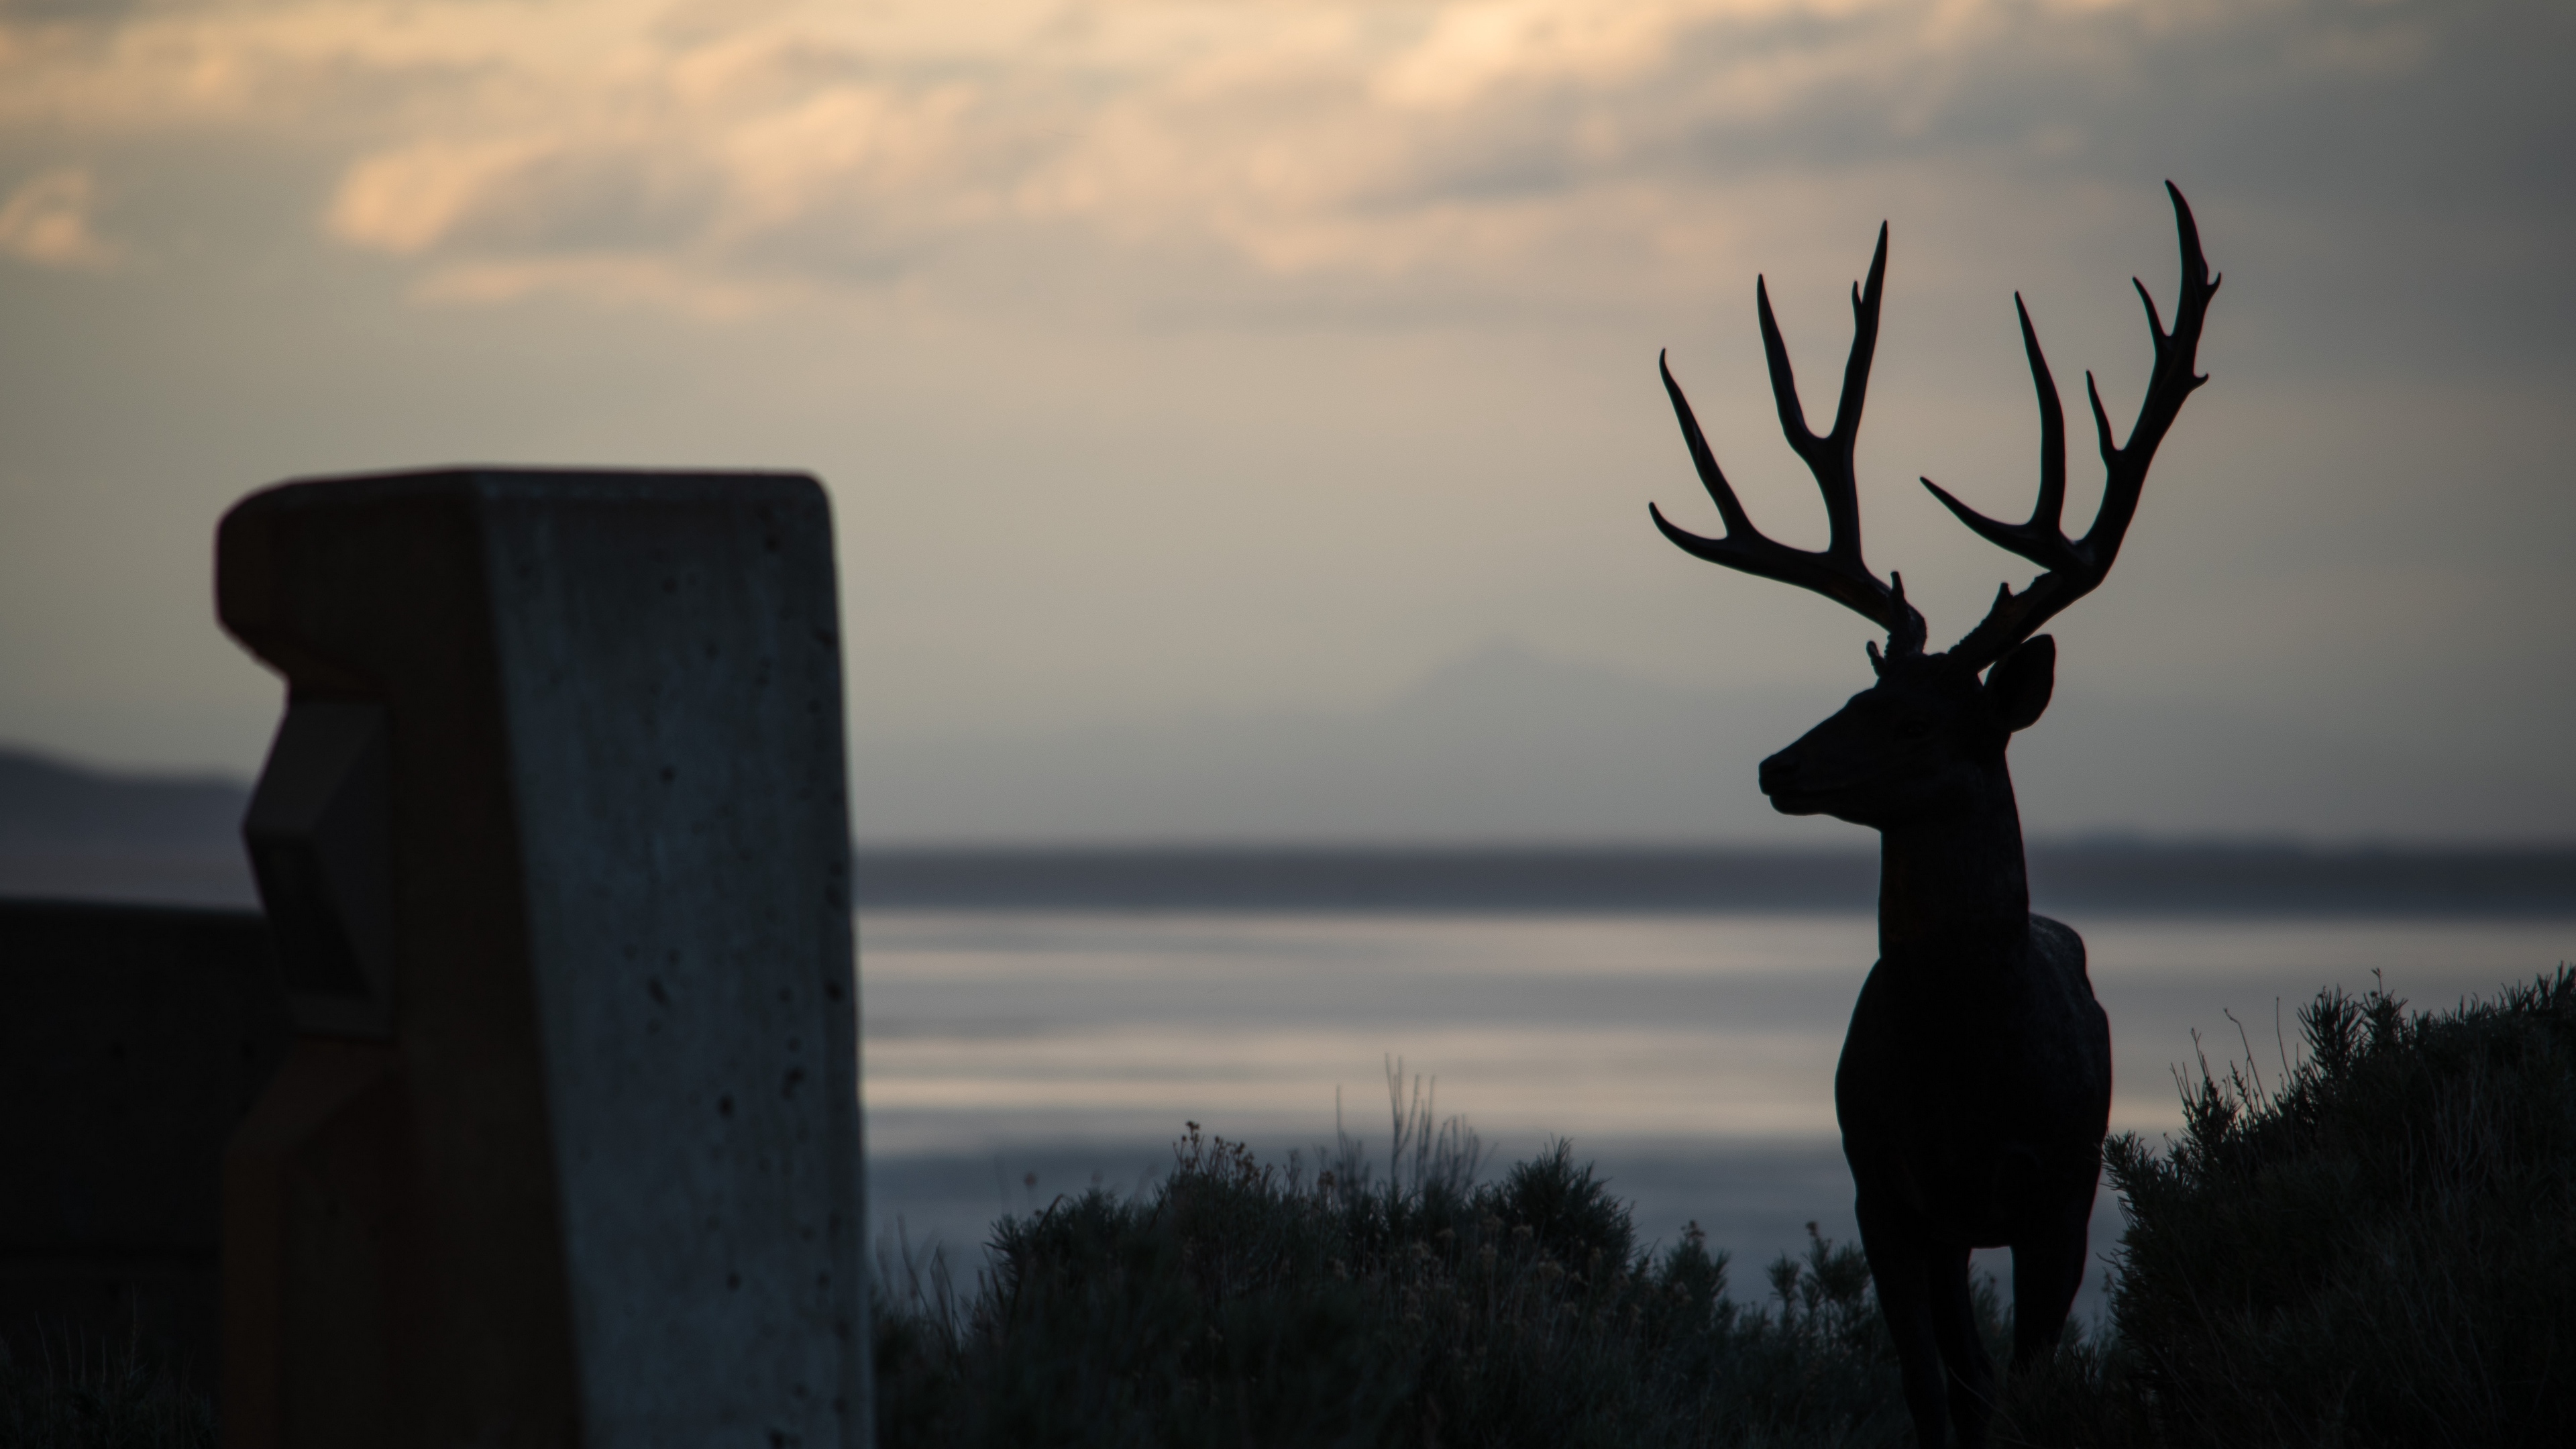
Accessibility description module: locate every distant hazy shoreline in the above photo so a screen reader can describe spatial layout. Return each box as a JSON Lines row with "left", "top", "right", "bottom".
{"left": 13, "top": 841, "right": 2571, "bottom": 916}
{"left": 848, "top": 844, "right": 2576, "bottom": 916}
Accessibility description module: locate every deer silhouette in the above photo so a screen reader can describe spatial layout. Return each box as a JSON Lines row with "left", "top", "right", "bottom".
{"left": 1649, "top": 184, "right": 2217, "bottom": 1448}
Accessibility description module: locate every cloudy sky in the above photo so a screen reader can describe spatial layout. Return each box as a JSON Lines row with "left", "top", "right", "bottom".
{"left": 1, "top": 0, "right": 2568, "bottom": 842}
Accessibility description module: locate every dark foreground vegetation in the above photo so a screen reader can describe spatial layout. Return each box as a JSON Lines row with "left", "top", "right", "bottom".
{"left": 0, "top": 1332, "right": 214, "bottom": 1449}
{"left": 879, "top": 967, "right": 2576, "bottom": 1448}
{"left": 3, "top": 967, "right": 2565, "bottom": 1446}
{"left": 878, "top": 1121, "right": 1930, "bottom": 1448}
{"left": 2096, "top": 965, "right": 2576, "bottom": 1446}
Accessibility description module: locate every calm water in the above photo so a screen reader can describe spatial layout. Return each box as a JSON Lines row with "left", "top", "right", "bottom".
{"left": 861, "top": 910, "right": 2575, "bottom": 1316}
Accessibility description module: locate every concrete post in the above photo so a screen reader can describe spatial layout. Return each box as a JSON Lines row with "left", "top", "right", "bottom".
{"left": 216, "top": 470, "right": 866, "bottom": 1448}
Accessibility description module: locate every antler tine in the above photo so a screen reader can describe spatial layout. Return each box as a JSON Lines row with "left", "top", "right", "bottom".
{"left": 1651, "top": 225, "right": 1917, "bottom": 641}
{"left": 1940, "top": 182, "right": 2220, "bottom": 672}
{"left": 1921, "top": 294, "right": 2082, "bottom": 575}
{"left": 1756, "top": 224, "right": 1888, "bottom": 564}
{"left": 1650, "top": 356, "right": 1895, "bottom": 629}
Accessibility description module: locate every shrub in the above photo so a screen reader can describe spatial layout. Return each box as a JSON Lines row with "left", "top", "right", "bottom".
{"left": 2086, "top": 965, "right": 2576, "bottom": 1448}
{"left": 873, "top": 1112, "right": 1964, "bottom": 1448}
{"left": 0, "top": 1329, "right": 216, "bottom": 1449}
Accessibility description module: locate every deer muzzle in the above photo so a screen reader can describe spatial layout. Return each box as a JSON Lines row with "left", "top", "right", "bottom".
{"left": 1757, "top": 749, "right": 1823, "bottom": 814}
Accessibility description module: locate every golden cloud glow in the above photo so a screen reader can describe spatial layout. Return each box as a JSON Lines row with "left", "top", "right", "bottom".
{"left": 0, "top": 0, "right": 2353, "bottom": 311}
{"left": 326, "top": 138, "right": 551, "bottom": 256}
{"left": 0, "top": 168, "right": 119, "bottom": 270}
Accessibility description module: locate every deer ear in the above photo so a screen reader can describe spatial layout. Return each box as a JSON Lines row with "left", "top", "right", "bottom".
{"left": 1985, "top": 635, "right": 2055, "bottom": 733}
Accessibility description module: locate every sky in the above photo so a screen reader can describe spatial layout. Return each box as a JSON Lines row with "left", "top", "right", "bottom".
{"left": 1, "top": 0, "right": 2569, "bottom": 843}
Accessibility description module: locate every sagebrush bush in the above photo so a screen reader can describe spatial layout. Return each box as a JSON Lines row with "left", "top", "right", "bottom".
{"left": 2091, "top": 965, "right": 2576, "bottom": 1448}
{"left": 0, "top": 1330, "right": 215, "bottom": 1449}
{"left": 873, "top": 1112, "right": 1976, "bottom": 1448}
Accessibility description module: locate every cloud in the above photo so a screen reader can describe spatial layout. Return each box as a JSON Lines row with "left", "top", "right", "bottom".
{"left": 13, "top": 0, "right": 2559, "bottom": 324}
{"left": 326, "top": 138, "right": 557, "bottom": 256}
{"left": 0, "top": 166, "right": 121, "bottom": 270}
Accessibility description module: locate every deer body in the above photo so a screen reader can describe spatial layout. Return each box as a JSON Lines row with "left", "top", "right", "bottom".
{"left": 1838, "top": 902, "right": 2110, "bottom": 1446}
{"left": 1646, "top": 186, "right": 2215, "bottom": 1447}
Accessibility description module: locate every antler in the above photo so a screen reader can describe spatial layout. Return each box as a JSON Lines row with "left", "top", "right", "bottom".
{"left": 1650, "top": 224, "right": 1928, "bottom": 658}
{"left": 1925, "top": 182, "right": 2221, "bottom": 672}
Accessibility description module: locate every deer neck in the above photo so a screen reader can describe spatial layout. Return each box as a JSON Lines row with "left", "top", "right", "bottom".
{"left": 1874, "top": 761, "right": 2030, "bottom": 964}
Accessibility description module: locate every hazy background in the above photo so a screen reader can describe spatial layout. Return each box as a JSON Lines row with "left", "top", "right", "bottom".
{"left": 3, "top": 0, "right": 2570, "bottom": 843}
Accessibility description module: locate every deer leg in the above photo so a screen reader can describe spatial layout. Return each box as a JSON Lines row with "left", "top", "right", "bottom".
{"left": 1856, "top": 1195, "right": 1952, "bottom": 1447}
{"left": 2010, "top": 1182, "right": 2097, "bottom": 1368}
{"left": 1927, "top": 1244, "right": 1994, "bottom": 1449}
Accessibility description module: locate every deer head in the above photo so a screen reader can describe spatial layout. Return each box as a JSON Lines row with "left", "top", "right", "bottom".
{"left": 1651, "top": 184, "right": 2218, "bottom": 830}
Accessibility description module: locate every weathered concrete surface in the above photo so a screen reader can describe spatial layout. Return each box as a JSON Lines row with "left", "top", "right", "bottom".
{"left": 0, "top": 900, "right": 292, "bottom": 1391}
{"left": 217, "top": 469, "right": 865, "bottom": 1448}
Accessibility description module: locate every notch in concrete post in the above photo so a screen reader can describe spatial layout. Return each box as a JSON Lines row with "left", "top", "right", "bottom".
{"left": 217, "top": 470, "right": 868, "bottom": 1448}
{"left": 243, "top": 700, "right": 396, "bottom": 1036}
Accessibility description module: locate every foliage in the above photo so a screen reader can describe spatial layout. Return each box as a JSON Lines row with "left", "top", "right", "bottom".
{"left": 2078, "top": 965, "right": 2576, "bottom": 1448}
{"left": 874, "top": 1070, "right": 1968, "bottom": 1448}
{"left": 0, "top": 1330, "right": 216, "bottom": 1449}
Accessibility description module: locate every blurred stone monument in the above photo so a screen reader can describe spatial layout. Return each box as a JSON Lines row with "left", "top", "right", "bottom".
{"left": 217, "top": 470, "right": 867, "bottom": 1447}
